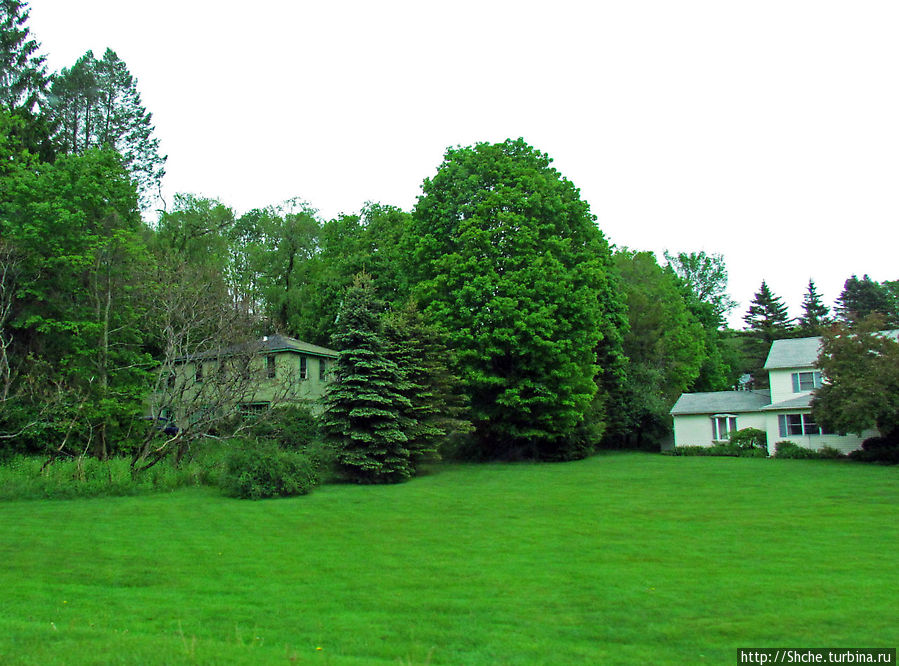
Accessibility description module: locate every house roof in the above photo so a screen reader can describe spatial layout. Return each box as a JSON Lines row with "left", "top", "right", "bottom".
{"left": 670, "top": 390, "right": 771, "bottom": 416}
{"left": 762, "top": 394, "right": 813, "bottom": 411}
{"left": 183, "top": 334, "right": 338, "bottom": 362}
{"left": 763, "top": 336, "right": 821, "bottom": 370}
{"left": 763, "top": 330, "right": 899, "bottom": 370}
{"left": 258, "top": 334, "right": 338, "bottom": 358}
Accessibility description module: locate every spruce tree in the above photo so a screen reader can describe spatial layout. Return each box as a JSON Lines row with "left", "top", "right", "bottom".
{"left": 835, "top": 274, "right": 898, "bottom": 326}
{"left": 743, "top": 280, "right": 793, "bottom": 343}
{"left": 798, "top": 279, "right": 830, "bottom": 335}
{"left": 383, "top": 301, "right": 471, "bottom": 464}
{"left": 321, "top": 273, "right": 413, "bottom": 484}
{"left": 0, "top": 0, "right": 48, "bottom": 112}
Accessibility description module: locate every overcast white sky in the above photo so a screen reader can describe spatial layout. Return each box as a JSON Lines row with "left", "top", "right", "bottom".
{"left": 27, "top": 0, "right": 898, "bottom": 328}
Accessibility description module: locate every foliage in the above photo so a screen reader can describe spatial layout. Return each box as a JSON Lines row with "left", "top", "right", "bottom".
{"left": 1, "top": 145, "right": 151, "bottom": 459}
{"left": 812, "top": 317, "right": 899, "bottom": 441}
{"left": 409, "top": 138, "right": 620, "bottom": 460}
{"left": 834, "top": 274, "right": 898, "bottom": 326}
{"left": 608, "top": 250, "right": 706, "bottom": 447}
{"left": 798, "top": 279, "right": 830, "bottom": 335}
{"left": 383, "top": 300, "right": 471, "bottom": 463}
{"left": 728, "top": 427, "right": 767, "bottom": 451}
{"left": 235, "top": 403, "right": 318, "bottom": 451}
{"left": 663, "top": 250, "right": 737, "bottom": 327}
{"left": 47, "top": 48, "right": 166, "bottom": 207}
{"left": 0, "top": 0, "right": 48, "bottom": 112}
{"left": 665, "top": 444, "right": 766, "bottom": 457}
{"left": 773, "top": 441, "right": 820, "bottom": 459}
{"left": 219, "top": 440, "right": 319, "bottom": 499}
{"left": 848, "top": 436, "right": 899, "bottom": 464}
{"left": 743, "top": 280, "right": 793, "bottom": 342}
{"left": 0, "top": 454, "right": 213, "bottom": 499}
{"left": 321, "top": 272, "right": 414, "bottom": 483}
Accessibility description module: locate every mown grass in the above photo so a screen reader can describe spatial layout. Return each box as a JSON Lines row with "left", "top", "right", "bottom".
{"left": 0, "top": 454, "right": 896, "bottom": 664}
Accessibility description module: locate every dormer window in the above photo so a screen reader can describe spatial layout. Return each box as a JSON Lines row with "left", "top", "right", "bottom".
{"left": 791, "top": 371, "right": 822, "bottom": 392}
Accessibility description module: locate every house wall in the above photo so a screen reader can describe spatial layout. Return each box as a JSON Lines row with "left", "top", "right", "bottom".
{"left": 762, "top": 413, "right": 871, "bottom": 456}
{"left": 672, "top": 412, "right": 767, "bottom": 447}
{"left": 768, "top": 367, "right": 811, "bottom": 404}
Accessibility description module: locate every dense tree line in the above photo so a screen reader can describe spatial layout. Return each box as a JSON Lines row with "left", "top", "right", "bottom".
{"left": 2, "top": 2, "right": 896, "bottom": 477}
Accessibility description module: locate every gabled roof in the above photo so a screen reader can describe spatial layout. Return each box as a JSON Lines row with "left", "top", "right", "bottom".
{"left": 764, "top": 336, "right": 821, "bottom": 370}
{"left": 258, "top": 334, "right": 338, "bottom": 358}
{"left": 182, "top": 334, "right": 337, "bottom": 362}
{"left": 763, "top": 330, "right": 899, "bottom": 370}
{"left": 670, "top": 390, "right": 771, "bottom": 416}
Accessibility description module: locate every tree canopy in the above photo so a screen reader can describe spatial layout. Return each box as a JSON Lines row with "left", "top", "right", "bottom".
{"left": 812, "top": 318, "right": 899, "bottom": 441}
{"left": 409, "top": 138, "right": 622, "bottom": 460}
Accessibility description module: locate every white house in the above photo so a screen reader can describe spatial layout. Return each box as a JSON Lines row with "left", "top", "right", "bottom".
{"left": 670, "top": 335, "right": 882, "bottom": 456}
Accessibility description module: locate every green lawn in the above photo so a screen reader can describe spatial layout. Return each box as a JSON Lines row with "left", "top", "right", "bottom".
{"left": 0, "top": 454, "right": 896, "bottom": 664}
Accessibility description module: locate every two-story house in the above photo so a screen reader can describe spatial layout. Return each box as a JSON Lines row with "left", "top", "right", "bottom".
{"left": 670, "top": 335, "right": 882, "bottom": 456}
{"left": 158, "top": 334, "right": 338, "bottom": 424}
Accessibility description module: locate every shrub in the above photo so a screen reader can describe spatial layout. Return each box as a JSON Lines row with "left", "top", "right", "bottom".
{"left": 665, "top": 444, "right": 765, "bottom": 457}
{"left": 774, "top": 441, "right": 819, "bottom": 459}
{"left": 849, "top": 437, "right": 899, "bottom": 464}
{"left": 816, "top": 446, "right": 846, "bottom": 459}
{"left": 728, "top": 427, "right": 767, "bottom": 451}
{"left": 220, "top": 441, "right": 319, "bottom": 499}
{"left": 238, "top": 404, "right": 319, "bottom": 451}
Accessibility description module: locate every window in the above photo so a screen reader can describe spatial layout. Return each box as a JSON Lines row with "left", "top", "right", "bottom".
{"left": 778, "top": 413, "right": 831, "bottom": 436}
{"left": 266, "top": 355, "right": 276, "bottom": 379}
{"left": 238, "top": 402, "right": 270, "bottom": 417}
{"left": 319, "top": 358, "right": 327, "bottom": 381}
{"left": 195, "top": 363, "right": 203, "bottom": 383}
{"left": 299, "top": 355, "right": 307, "bottom": 380}
{"left": 712, "top": 415, "right": 738, "bottom": 441}
{"left": 791, "top": 371, "right": 822, "bottom": 392}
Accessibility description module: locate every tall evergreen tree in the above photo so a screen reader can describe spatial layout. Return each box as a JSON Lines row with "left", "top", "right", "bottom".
{"left": 743, "top": 280, "right": 793, "bottom": 343}
{"left": 383, "top": 301, "right": 471, "bottom": 463}
{"left": 321, "top": 273, "right": 413, "bottom": 483}
{"left": 48, "top": 48, "right": 166, "bottom": 208}
{"left": 798, "top": 279, "right": 830, "bottom": 335}
{"left": 835, "top": 274, "right": 898, "bottom": 326}
{"left": 0, "top": 0, "right": 47, "bottom": 112}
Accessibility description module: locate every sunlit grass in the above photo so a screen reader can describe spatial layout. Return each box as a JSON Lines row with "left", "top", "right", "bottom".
{"left": 0, "top": 454, "right": 896, "bottom": 664}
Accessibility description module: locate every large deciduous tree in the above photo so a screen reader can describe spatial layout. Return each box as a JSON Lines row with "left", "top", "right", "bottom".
{"left": 610, "top": 250, "right": 706, "bottom": 447}
{"left": 663, "top": 250, "right": 737, "bottom": 327}
{"left": 408, "top": 138, "right": 620, "bottom": 460}
{"left": 812, "top": 317, "right": 899, "bottom": 442}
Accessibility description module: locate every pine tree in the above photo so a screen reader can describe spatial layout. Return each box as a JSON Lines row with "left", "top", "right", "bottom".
{"left": 48, "top": 48, "right": 166, "bottom": 208}
{"left": 798, "top": 279, "right": 830, "bottom": 335}
{"left": 0, "top": 0, "right": 48, "bottom": 112}
{"left": 320, "top": 273, "right": 413, "bottom": 484}
{"left": 743, "top": 280, "right": 793, "bottom": 344}
{"left": 835, "top": 274, "right": 898, "bottom": 326}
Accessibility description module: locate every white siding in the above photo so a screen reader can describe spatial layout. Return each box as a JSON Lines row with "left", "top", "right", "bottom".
{"left": 768, "top": 367, "right": 809, "bottom": 404}
{"left": 672, "top": 412, "right": 767, "bottom": 447}
{"left": 762, "top": 413, "right": 871, "bottom": 456}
